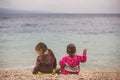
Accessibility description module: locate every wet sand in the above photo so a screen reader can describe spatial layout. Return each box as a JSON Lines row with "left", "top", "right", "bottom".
{"left": 0, "top": 71, "right": 120, "bottom": 80}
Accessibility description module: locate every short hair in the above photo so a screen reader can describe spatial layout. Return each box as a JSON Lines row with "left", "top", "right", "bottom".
{"left": 67, "top": 43, "right": 76, "bottom": 57}
{"left": 35, "top": 42, "right": 48, "bottom": 53}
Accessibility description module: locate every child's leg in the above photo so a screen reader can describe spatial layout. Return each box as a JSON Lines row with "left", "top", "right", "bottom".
{"left": 52, "top": 67, "right": 61, "bottom": 75}
{"left": 55, "top": 67, "right": 61, "bottom": 74}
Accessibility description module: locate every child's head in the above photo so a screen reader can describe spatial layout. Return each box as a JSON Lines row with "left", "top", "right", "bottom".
{"left": 35, "top": 42, "right": 48, "bottom": 55}
{"left": 67, "top": 43, "right": 76, "bottom": 57}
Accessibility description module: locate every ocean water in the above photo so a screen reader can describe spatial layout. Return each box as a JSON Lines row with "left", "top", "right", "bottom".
{"left": 0, "top": 14, "right": 120, "bottom": 71}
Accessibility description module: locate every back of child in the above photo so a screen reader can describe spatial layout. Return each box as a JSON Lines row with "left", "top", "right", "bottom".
{"left": 33, "top": 42, "right": 57, "bottom": 74}
{"left": 59, "top": 43, "right": 87, "bottom": 74}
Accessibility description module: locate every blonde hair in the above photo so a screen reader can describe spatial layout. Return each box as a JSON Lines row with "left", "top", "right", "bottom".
{"left": 35, "top": 42, "right": 48, "bottom": 53}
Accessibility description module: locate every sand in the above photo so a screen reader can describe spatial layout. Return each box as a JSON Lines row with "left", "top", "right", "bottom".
{"left": 0, "top": 71, "right": 120, "bottom": 80}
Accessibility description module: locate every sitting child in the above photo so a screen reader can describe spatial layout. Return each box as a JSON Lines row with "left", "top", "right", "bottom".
{"left": 59, "top": 43, "right": 87, "bottom": 74}
{"left": 33, "top": 42, "right": 57, "bottom": 74}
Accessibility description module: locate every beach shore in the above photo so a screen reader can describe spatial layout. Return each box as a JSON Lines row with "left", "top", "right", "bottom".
{"left": 0, "top": 71, "right": 119, "bottom": 80}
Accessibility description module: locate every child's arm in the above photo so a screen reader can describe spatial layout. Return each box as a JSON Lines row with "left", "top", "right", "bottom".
{"left": 59, "top": 57, "right": 66, "bottom": 68}
{"left": 53, "top": 57, "right": 57, "bottom": 69}
{"left": 80, "top": 49, "right": 87, "bottom": 63}
{"left": 32, "top": 56, "right": 41, "bottom": 74}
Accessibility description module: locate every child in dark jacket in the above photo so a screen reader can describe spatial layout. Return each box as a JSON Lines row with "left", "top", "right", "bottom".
{"left": 33, "top": 42, "right": 57, "bottom": 74}
{"left": 59, "top": 43, "right": 87, "bottom": 74}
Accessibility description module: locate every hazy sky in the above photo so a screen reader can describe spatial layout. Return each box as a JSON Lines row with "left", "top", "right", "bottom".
{"left": 0, "top": 0, "right": 120, "bottom": 13}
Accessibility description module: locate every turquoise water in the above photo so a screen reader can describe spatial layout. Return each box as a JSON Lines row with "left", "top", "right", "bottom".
{"left": 0, "top": 14, "right": 120, "bottom": 71}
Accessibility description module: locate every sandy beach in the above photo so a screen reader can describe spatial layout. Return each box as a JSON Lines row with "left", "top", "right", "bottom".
{"left": 0, "top": 71, "right": 119, "bottom": 80}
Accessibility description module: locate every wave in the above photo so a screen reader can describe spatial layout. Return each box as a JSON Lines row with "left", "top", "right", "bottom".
{"left": 0, "top": 65, "right": 34, "bottom": 71}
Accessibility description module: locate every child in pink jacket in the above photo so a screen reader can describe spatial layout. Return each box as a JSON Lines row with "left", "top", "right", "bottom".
{"left": 59, "top": 43, "right": 87, "bottom": 74}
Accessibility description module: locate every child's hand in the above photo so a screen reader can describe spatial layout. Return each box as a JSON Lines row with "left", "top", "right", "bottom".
{"left": 83, "top": 49, "right": 87, "bottom": 53}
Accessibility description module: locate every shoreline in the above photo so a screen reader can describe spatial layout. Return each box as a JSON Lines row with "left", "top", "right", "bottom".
{"left": 0, "top": 71, "right": 120, "bottom": 80}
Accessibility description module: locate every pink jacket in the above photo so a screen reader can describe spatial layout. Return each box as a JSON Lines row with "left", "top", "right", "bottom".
{"left": 59, "top": 52, "right": 87, "bottom": 74}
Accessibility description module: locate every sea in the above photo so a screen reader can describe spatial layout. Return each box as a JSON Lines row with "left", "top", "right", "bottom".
{"left": 0, "top": 14, "right": 120, "bottom": 71}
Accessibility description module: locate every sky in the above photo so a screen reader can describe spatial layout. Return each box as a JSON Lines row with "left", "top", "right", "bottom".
{"left": 0, "top": 0, "right": 120, "bottom": 13}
